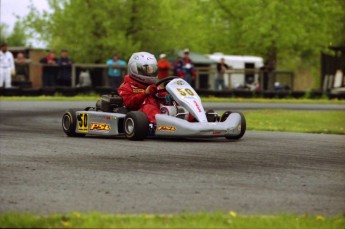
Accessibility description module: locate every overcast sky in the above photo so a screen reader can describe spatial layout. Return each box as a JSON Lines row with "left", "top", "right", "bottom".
{"left": 0, "top": 0, "right": 51, "bottom": 47}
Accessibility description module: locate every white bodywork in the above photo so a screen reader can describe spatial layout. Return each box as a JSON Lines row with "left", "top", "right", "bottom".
{"left": 155, "top": 78, "right": 242, "bottom": 137}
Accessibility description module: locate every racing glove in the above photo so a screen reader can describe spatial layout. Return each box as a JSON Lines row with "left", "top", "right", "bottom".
{"left": 165, "top": 94, "right": 174, "bottom": 105}
{"left": 145, "top": 84, "right": 157, "bottom": 96}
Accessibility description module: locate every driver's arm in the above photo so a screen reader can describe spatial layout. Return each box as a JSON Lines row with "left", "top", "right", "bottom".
{"left": 118, "top": 86, "right": 146, "bottom": 110}
{"left": 118, "top": 84, "right": 156, "bottom": 110}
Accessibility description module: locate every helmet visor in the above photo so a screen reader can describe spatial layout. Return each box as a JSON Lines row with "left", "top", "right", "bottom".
{"left": 137, "top": 63, "right": 158, "bottom": 77}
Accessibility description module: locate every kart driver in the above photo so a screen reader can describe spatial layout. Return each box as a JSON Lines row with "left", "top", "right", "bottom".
{"left": 118, "top": 51, "right": 165, "bottom": 126}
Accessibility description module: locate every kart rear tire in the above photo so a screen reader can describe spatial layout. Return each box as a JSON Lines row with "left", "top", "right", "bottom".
{"left": 62, "top": 109, "right": 85, "bottom": 137}
{"left": 124, "top": 111, "right": 149, "bottom": 141}
{"left": 223, "top": 111, "right": 246, "bottom": 140}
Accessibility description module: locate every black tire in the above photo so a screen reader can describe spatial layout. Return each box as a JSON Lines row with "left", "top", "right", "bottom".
{"left": 124, "top": 111, "right": 149, "bottom": 141}
{"left": 220, "top": 111, "right": 232, "bottom": 122}
{"left": 205, "top": 109, "right": 218, "bottom": 122}
{"left": 62, "top": 109, "right": 85, "bottom": 137}
{"left": 223, "top": 111, "right": 246, "bottom": 140}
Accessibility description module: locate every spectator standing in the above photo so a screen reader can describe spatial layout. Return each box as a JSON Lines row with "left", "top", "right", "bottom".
{"left": 173, "top": 56, "right": 184, "bottom": 77}
{"left": 157, "top": 53, "right": 171, "bottom": 79}
{"left": 181, "top": 48, "right": 196, "bottom": 85}
{"left": 106, "top": 54, "right": 126, "bottom": 90}
{"left": 0, "top": 43, "right": 15, "bottom": 88}
{"left": 259, "top": 59, "right": 275, "bottom": 91}
{"left": 15, "top": 52, "right": 30, "bottom": 82}
{"left": 57, "top": 49, "right": 73, "bottom": 87}
{"left": 215, "top": 58, "right": 229, "bottom": 91}
{"left": 40, "top": 51, "right": 58, "bottom": 87}
{"left": 77, "top": 68, "right": 92, "bottom": 88}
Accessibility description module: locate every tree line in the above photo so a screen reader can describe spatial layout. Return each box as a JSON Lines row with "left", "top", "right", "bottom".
{"left": 1, "top": 0, "right": 344, "bottom": 87}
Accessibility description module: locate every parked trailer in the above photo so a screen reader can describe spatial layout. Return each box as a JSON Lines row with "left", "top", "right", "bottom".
{"left": 208, "top": 53, "right": 263, "bottom": 90}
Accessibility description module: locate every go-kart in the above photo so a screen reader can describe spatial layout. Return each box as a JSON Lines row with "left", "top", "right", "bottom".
{"left": 62, "top": 76, "right": 246, "bottom": 141}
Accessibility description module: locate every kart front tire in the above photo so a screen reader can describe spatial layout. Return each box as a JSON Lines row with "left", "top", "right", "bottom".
{"left": 62, "top": 109, "right": 85, "bottom": 137}
{"left": 206, "top": 109, "right": 218, "bottom": 122}
{"left": 124, "top": 111, "right": 149, "bottom": 141}
{"left": 220, "top": 111, "right": 232, "bottom": 122}
{"left": 223, "top": 111, "right": 246, "bottom": 140}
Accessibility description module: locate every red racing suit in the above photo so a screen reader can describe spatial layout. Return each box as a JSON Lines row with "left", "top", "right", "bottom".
{"left": 118, "top": 75, "right": 164, "bottom": 123}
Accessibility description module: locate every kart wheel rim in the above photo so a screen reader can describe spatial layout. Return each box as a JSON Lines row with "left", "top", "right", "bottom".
{"left": 125, "top": 117, "right": 135, "bottom": 134}
{"left": 62, "top": 114, "right": 71, "bottom": 130}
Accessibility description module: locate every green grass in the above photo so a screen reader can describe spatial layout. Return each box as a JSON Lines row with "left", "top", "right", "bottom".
{"left": 0, "top": 212, "right": 344, "bottom": 229}
{"left": 243, "top": 110, "right": 345, "bottom": 135}
{"left": 1, "top": 95, "right": 345, "bottom": 104}
{"left": 202, "top": 96, "right": 345, "bottom": 104}
{"left": 0, "top": 95, "right": 100, "bottom": 101}
{"left": 1, "top": 97, "right": 344, "bottom": 135}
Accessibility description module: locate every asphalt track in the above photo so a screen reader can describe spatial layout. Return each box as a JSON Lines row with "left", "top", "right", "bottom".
{"left": 0, "top": 101, "right": 344, "bottom": 215}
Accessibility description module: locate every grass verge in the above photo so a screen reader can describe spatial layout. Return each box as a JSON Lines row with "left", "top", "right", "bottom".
{"left": 1, "top": 95, "right": 345, "bottom": 104}
{"left": 202, "top": 96, "right": 345, "bottom": 104}
{"left": 1, "top": 97, "right": 344, "bottom": 135}
{"left": 0, "top": 212, "right": 344, "bottom": 229}
{"left": 243, "top": 110, "right": 345, "bottom": 135}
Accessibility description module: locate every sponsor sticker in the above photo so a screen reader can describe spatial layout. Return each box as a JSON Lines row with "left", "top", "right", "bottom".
{"left": 90, "top": 123, "right": 111, "bottom": 132}
{"left": 193, "top": 100, "right": 202, "bottom": 112}
{"left": 157, "top": 126, "right": 176, "bottom": 131}
{"left": 133, "top": 88, "right": 145, "bottom": 93}
{"left": 176, "top": 80, "right": 185, "bottom": 85}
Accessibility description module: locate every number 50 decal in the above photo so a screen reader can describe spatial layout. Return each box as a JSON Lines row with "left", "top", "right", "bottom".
{"left": 77, "top": 113, "right": 88, "bottom": 132}
{"left": 177, "top": 88, "right": 195, "bottom": 96}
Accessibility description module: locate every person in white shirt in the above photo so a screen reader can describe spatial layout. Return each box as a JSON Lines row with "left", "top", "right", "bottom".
{"left": 0, "top": 43, "right": 15, "bottom": 88}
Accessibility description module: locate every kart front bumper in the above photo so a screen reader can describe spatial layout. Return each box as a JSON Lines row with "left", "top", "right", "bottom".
{"left": 155, "top": 113, "right": 242, "bottom": 137}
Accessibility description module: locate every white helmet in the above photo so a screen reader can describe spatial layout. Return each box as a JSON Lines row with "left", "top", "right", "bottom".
{"left": 128, "top": 52, "right": 158, "bottom": 85}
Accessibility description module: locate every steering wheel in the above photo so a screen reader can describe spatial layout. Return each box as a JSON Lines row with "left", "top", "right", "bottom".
{"left": 155, "top": 76, "right": 180, "bottom": 87}
{"left": 154, "top": 76, "right": 179, "bottom": 100}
